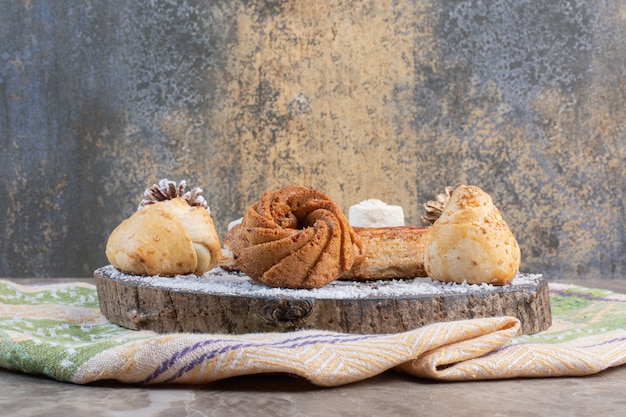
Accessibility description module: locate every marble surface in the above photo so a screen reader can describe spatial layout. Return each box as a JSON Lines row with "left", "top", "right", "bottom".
{"left": 2, "top": 367, "right": 626, "bottom": 417}
{"left": 2, "top": 1, "right": 625, "bottom": 280}
{"left": 2, "top": 278, "right": 626, "bottom": 416}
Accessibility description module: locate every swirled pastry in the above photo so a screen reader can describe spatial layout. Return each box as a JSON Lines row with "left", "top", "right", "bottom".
{"left": 226, "top": 186, "right": 363, "bottom": 289}
{"left": 106, "top": 181, "right": 221, "bottom": 276}
{"left": 424, "top": 185, "right": 521, "bottom": 285}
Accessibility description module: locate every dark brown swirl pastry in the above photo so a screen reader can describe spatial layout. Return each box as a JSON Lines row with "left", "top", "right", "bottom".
{"left": 226, "top": 186, "right": 363, "bottom": 289}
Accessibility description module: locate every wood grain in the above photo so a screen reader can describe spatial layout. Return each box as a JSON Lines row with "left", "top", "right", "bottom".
{"left": 94, "top": 267, "right": 551, "bottom": 335}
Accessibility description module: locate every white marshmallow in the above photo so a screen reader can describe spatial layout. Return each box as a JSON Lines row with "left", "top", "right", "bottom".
{"left": 228, "top": 217, "right": 243, "bottom": 230}
{"left": 348, "top": 199, "right": 405, "bottom": 228}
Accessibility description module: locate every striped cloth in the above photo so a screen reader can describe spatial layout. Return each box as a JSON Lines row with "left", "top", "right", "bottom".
{"left": 1, "top": 279, "right": 625, "bottom": 386}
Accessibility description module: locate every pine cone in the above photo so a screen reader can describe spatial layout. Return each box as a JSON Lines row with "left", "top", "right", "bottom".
{"left": 139, "top": 179, "right": 208, "bottom": 209}
{"left": 421, "top": 186, "right": 454, "bottom": 225}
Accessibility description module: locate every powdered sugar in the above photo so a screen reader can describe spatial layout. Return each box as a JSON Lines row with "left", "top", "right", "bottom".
{"left": 348, "top": 199, "right": 405, "bottom": 227}
{"left": 97, "top": 265, "right": 544, "bottom": 300}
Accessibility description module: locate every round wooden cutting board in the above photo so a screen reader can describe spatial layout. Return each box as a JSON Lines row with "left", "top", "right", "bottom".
{"left": 94, "top": 266, "right": 551, "bottom": 335}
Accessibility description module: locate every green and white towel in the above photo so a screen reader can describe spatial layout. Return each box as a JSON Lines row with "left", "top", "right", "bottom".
{"left": 1, "top": 279, "right": 625, "bottom": 386}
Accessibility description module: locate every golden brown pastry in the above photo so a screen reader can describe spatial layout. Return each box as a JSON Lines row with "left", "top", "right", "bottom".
{"left": 423, "top": 185, "right": 521, "bottom": 285}
{"left": 106, "top": 180, "right": 221, "bottom": 276}
{"left": 220, "top": 226, "right": 431, "bottom": 281}
{"left": 222, "top": 223, "right": 431, "bottom": 281}
{"left": 343, "top": 227, "right": 431, "bottom": 280}
{"left": 225, "top": 186, "right": 363, "bottom": 289}
{"left": 217, "top": 225, "right": 240, "bottom": 272}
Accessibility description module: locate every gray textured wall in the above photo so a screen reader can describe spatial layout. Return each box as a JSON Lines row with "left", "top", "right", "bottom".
{"left": 1, "top": 0, "right": 624, "bottom": 279}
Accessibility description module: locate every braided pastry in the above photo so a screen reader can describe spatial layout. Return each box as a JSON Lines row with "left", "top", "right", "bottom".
{"left": 106, "top": 180, "right": 221, "bottom": 276}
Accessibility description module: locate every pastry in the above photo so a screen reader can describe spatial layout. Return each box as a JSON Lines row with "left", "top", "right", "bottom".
{"left": 344, "top": 199, "right": 428, "bottom": 279}
{"left": 222, "top": 185, "right": 520, "bottom": 287}
{"left": 225, "top": 185, "right": 363, "bottom": 289}
{"left": 222, "top": 225, "right": 431, "bottom": 281}
{"left": 343, "top": 226, "right": 431, "bottom": 279}
{"left": 222, "top": 193, "right": 431, "bottom": 282}
{"left": 106, "top": 180, "right": 221, "bottom": 276}
{"left": 424, "top": 185, "right": 521, "bottom": 285}
{"left": 218, "top": 224, "right": 240, "bottom": 272}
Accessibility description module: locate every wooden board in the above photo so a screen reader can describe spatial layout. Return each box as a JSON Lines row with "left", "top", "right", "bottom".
{"left": 94, "top": 266, "right": 552, "bottom": 335}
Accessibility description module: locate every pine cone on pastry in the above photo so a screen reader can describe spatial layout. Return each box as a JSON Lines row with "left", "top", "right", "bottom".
{"left": 424, "top": 185, "right": 521, "bottom": 285}
{"left": 225, "top": 185, "right": 363, "bottom": 289}
{"left": 106, "top": 180, "right": 222, "bottom": 276}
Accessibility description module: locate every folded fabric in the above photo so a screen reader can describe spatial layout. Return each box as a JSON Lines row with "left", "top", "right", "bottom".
{"left": 1, "top": 279, "right": 625, "bottom": 386}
